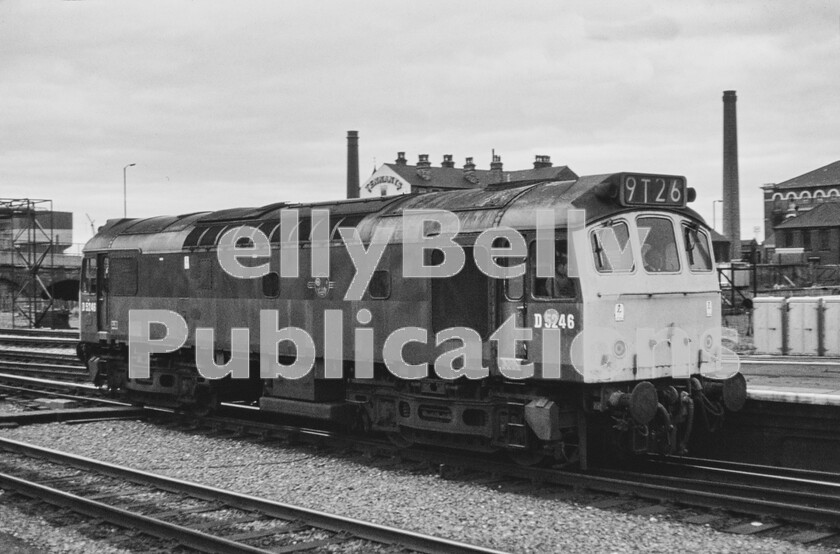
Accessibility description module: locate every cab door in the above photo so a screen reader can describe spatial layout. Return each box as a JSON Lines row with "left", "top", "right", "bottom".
{"left": 494, "top": 251, "right": 527, "bottom": 372}
{"left": 96, "top": 253, "right": 109, "bottom": 332}
{"left": 526, "top": 237, "right": 579, "bottom": 380}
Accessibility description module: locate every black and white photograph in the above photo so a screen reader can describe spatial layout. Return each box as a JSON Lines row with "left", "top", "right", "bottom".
{"left": 1, "top": 1, "right": 839, "bottom": 553}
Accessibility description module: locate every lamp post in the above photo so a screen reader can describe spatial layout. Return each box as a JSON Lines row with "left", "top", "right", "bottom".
{"left": 123, "top": 163, "right": 136, "bottom": 218}
{"left": 712, "top": 199, "right": 723, "bottom": 232}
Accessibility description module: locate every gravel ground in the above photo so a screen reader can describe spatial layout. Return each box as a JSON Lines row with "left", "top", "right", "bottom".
{"left": 0, "top": 421, "right": 835, "bottom": 554}
{"left": 0, "top": 495, "right": 132, "bottom": 554}
{"left": 0, "top": 397, "right": 27, "bottom": 413}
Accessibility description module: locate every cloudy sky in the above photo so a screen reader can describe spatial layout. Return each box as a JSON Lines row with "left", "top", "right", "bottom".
{"left": 1, "top": 1, "right": 838, "bottom": 248}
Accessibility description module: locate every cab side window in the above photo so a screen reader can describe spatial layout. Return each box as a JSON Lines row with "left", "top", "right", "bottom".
{"left": 82, "top": 257, "right": 97, "bottom": 294}
{"left": 683, "top": 224, "right": 713, "bottom": 271}
{"left": 531, "top": 240, "right": 575, "bottom": 299}
{"left": 591, "top": 221, "right": 634, "bottom": 273}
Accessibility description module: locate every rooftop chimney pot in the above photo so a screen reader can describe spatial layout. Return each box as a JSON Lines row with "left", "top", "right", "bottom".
{"left": 416, "top": 154, "right": 431, "bottom": 180}
{"left": 441, "top": 154, "right": 455, "bottom": 168}
{"left": 489, "top": 154, "right": 503, "bottom": 184}
{"left": 463, "top": 157, "right": 478, "bottom": 185}
{"left": 395, "top": 152, "right": 407, "bottom": 166}
{"left": 533, "top": 155, "right": 553, "bottom": 169}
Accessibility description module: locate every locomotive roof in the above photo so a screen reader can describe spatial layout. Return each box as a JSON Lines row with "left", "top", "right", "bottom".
{"left": 84, "top": 173, "right": 705, "bottom": 254}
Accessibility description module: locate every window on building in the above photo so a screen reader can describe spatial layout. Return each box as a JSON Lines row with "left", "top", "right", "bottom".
{"left": 820, "top": 229, "right": 831, "bottom": 251}
{"left": 784, "top": 231, "right": 794, "bottom": 248}
{"left": 804, "top": 230, "right": 812, "bottom": 251}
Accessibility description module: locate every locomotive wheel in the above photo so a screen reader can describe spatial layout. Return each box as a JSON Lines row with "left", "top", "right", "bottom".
{"left": 189, "top": 389, "right": 218, "bottom": 417}
{"left": 387, "top": 431, "right": 414, "bottom": 448}
{"left": 509, "top": 449, "right": 547, "bottom": 467}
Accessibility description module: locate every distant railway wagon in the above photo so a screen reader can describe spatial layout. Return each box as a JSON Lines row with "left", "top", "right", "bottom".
{"left": 78, "top": 172, "right": 745, "bottom": 468}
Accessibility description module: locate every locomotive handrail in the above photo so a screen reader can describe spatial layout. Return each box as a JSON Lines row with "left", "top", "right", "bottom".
{"left": 614, "top": 289, "right": 721, "bottom": 297}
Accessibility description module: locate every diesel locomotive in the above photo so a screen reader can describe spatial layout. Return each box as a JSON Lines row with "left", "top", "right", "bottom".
{"left": 77, "top": 172, "right": 746, "bottom": 468}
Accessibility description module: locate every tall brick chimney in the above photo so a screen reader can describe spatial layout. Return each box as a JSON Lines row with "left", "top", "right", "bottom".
{"left": 722, "top": 91, "right": 741, "bottom": 259}
{"left": 346, "top": 130, "right": 359, "bottom": 199}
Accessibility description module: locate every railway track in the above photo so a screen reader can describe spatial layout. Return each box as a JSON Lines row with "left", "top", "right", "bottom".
{"left": 0, "top": 437, "right": 503, "bottom": 554}
{"left": 1, "top": 366, "right": 838, "bottom": 543}
{"left": 149, "top": 408, "right": 840, "bottom": 537}
{"left": 590, "top": 459, "right": 840, "bottom": 527}
{"left": 0, "top": 327, "right": 78, "bottom": 337}
{"left": 3, "top": 371, "right": 839, "bottom": 530}
{"left": 0, "top": 358, "right": 88, "bottom": 382}
{"left": 0, "top": 328, "right": 78, "bottom": 348}
{"left": 0, "top": 330, "right": 88, "bottom": 383}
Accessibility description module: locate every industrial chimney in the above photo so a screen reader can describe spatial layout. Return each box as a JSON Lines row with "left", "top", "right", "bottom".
{"left": 722, "top": 91, "right": 741, "bottom": 260}
{"left": 346, "top": 130, "right": 360, "bottom": 199}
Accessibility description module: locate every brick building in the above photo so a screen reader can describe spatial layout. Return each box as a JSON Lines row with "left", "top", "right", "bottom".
{"left": 360, "top": 153, "right": 578, "bottom": 197}
{"left": 762, "top": 160, "right": 840, "bottom": 263}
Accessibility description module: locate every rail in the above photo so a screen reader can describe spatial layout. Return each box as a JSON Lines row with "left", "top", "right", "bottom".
{"left": 0, "top": 437, "right": 504, "bottom": 554}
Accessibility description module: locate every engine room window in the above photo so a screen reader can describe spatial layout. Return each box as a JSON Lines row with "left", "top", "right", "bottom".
{"left": 198, "top": 225, "right": 227, "bottom": 247}
{"left": 109, "top": 257, "right": 138, "bottom": 296}
{"left": 683, "top": 225, "right": 713, "bottom": 271}
{"left": 591, "top": 221, "right": 634, "bottom": 273}
{"left": 638, "top": 217, "right": 680, "bottom": 273}
{"left": 368, "top": 270, "right": 390, "bottom": 299}
{"left": 531, "top": 240, "right": 575, "bottom": 299}
{"left": 262, "top": 272, "right": 280, "bottom": 297}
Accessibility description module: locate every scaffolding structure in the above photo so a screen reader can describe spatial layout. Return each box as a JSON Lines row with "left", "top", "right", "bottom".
{"left": 0, "top": 198, "right": 55, "bottom": 327}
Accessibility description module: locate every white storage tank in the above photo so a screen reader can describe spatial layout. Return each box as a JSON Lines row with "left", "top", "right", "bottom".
{"left": 821, "top": 296, "right": 840, "bottom": 356}
{"left": 752, "top": 297, "right": 786, "bottom": 355}
{"left": 786, "top": 297, "right": 822, "bottom": 356}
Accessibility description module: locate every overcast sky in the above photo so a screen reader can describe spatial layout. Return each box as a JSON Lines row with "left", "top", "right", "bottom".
{"left": 1, "top": 1, "right": 838, "bottom": 248}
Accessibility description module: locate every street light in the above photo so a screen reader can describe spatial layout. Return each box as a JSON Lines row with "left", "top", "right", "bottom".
{"left": 712, "top": 199, "right": 723, "bottom": 232}
{"left": 123, "top": 163, "right": 136, "bottom": 218}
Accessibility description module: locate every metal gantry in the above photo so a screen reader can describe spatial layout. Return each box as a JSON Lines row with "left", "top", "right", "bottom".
{"left": 0, "top": 198, "right": 55, "bottom": 327}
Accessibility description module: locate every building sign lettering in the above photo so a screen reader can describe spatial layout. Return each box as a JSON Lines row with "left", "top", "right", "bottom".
{"left": 365, "top": 175, "right": 405, "bottom": 193}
